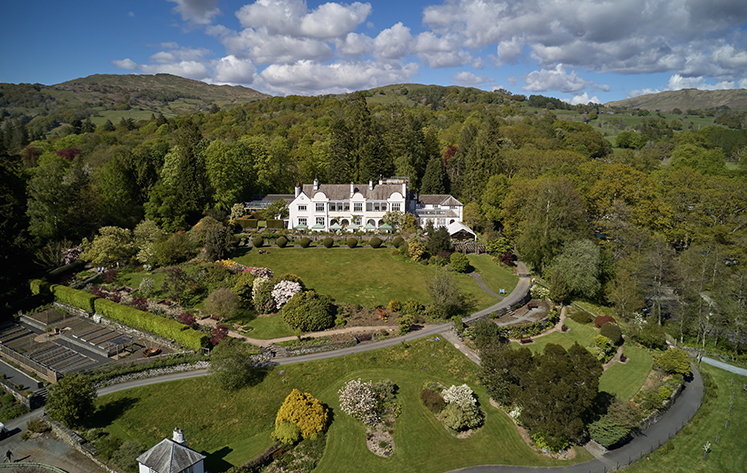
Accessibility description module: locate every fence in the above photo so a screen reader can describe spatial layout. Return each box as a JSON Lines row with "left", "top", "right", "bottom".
{"left": 0, "top": 463, "right": 67, "bottom": 472}
{"left": 0, "top": 345, "right": 59, "bottom": 383}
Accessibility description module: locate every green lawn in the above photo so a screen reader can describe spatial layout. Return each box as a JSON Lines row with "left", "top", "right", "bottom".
{"left": 96, "top": 338, "right": 593, "bottom": 472}
{"left": 233, "top": 247, "right": 511, "bottom": 311}
{"left": 467, "top": 255, "right": 519, "bottom": 296}
{"left": 622, "top": 363, "right": 747, "bottom": 473}
{"left": 242, "top": 315, "right": 295, "bottom": 339}
{"left": 514, "top": 319, "right": 598, "bottom": 353}
{"left": 598, "top": 345, "right": 654, "bottom": 401}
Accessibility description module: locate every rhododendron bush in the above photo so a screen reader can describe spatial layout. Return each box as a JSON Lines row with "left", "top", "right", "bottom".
{"left": 271, "top": 280, "right": 302, "bottom": 308}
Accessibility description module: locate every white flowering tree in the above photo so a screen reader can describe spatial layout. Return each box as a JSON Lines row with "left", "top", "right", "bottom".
{"left": 442, "top": 384, "right": 477, "bottom": 410}
{"left": 440, "top": 384, "right": 482, "bottom": 431}
{"left": 338, "top": 379, "right": 380, "bottom": 425}
{"left": 272, "top": 280, "right": 302, "bottom": 308}
{"left": 252, "top": 276, "right": 271, "bottom": 300}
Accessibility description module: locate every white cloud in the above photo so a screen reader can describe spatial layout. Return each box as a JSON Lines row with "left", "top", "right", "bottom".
{"left": 149, "top": 46, "right": 210, "bottom": 64}
{"left": 168, "top": 0, "right": 221, "bottom": 25}
{"left": 452, "top": 71, "right": 494, "bottom": 87}
{"left": 112, "top": 58, "right": 137, "bottom": 70}
{"left": 522, "top": 64, "right": 607, "bottom": 94}
{"left": 260, "top": 59, "right": 418, "bottom": 95}
{"left": 140, "top": 61, "right": 211, "bottom": 80}
{"left": 414, "top": 32, "right": 471, "bottom": 68}
{"left": 666, "top": 74, "right": 735, "bottom": 91}
{"left": 219, "top": 27, "right": 333, "bottom": 64}
{"left": 213, "top": 55, "right": 257, "bottom": 84}
{"left": 373, "top": 22, "right": 413, "bottom": 60}
{"left": 236, "top": 0, "right": 371, "bottom": 39}
{"left": 335, "top": 33, "right": 374, "bottom": 56}
{"left": 564, "top": 92, "right": 601, "bottom": 105}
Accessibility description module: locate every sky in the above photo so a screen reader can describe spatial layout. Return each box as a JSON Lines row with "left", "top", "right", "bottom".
{"left": 1, "top": 0, "right": 747, "bottom": 104}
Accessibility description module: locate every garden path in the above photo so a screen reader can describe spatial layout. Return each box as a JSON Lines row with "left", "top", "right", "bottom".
{"left": 700, "top": 357, "right": 747, "bottom": 377}
{"left": 468, "top": 272, "right": 504, "bottom": 299}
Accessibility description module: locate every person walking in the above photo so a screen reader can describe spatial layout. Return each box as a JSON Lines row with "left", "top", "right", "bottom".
{"left": 3, "top": 449, "right": 11, "bottom": 462}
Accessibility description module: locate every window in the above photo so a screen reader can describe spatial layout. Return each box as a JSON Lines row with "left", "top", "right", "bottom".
{"left": 298, "top": 205, "right": 307, "bottom": 211}
{"left": 298, "top": 217, "right": 307, "bottom": 226}
{"left": 354, "top": 203, "right": 362, "bottom": 212}
{"left": 354, "top": 216, "right": 362, "bottom": 225}
{"left": 366, "top": 203, "right": 373, "bottom": 211}
{"left": 381, "top": 203, "right": 387, "bottom": 211}
{"left": 316, "top": 217, "right": 325, "bottom": 225}
{"left": 316, "top": 203, "right": 325, "bottom": 212}
{"left": 391, "top": 203, "right": 400, "bottom": 212}
{"left": 329, "top": 202, "right": 338, "bottom": 211}
{"left": 344, "top": 202, "right": 350, "bottom": 211}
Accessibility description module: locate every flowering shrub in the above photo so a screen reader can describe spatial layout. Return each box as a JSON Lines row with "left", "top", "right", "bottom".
{"left": 210, "top": 324, "right": 229, "bottom": 346}
{"left": 272, "top": 280, "right": 302, "bottom": 308}
{"left": 252, "top": 276, "right": 271, "bottom": 299}
{"left": 275, "top": 389, "right": 327, "bottom": 440}
{"left": 246, "top": 266, "right": 273, "bottom": 278}
{"left": 530, "top": 284, "right": 550, "bottom": 300}
{"left": 130, "top": 296, "right": 149, "bottom": 312}
{"left": 442, "top": 384, "right": 477, "bottom": 410}
{"left": 139, "top": 277, "right": 155, "bottom": 296}
{"left": 252, "top": 276, "right": 276, "bottom": 313}
{"left": 63, "top": 246, "right": 82, "bottom": 265}
{"left": 217, "top": 259, "right": 248, "bottom": 273}
{"left": 103, "top": 269, "right": 119, "bottom": 283}
{"left": 338, "top": 379, "right": 380, "bottom": 425}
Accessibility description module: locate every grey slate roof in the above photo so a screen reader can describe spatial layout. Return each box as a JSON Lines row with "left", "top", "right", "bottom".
{"left": 417, "top": 194, "right": 463, "bottom": 206}
{"left": 302, "top": 183, "right": 404, "bottom": 200}
{"left": 136, "top": 438, "right": 205, "bottom": 473}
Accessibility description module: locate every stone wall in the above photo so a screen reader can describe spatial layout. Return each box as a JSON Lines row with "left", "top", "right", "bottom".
{"left": 46, "top": 416, "right": 125, "bottom": 473}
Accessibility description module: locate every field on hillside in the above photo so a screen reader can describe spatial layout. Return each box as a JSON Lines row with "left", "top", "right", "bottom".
{"left": 233, "top": 248, "right": 518, "bottom": 311}
{"left": 96, "top": 337, "right": 593, "bottom": 472}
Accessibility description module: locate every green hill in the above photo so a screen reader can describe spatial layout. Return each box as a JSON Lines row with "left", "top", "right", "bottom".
{"left": 605, "top": 88, "right": 747, "bottom": 112}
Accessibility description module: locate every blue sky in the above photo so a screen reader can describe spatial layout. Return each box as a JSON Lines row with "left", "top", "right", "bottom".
{"left": 2, "top": 0, "right": 747, "bottom": 103}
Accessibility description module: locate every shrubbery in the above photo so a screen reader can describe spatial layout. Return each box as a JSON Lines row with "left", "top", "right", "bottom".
{"left": 323, "top": 237, "right": 334, "bottom": 248}
{"left": 51, "top": 284, "right": 97, "bottom": 312}
{"left": 276, "top": 236, "right": 288, "bottom": 248}
{"left": 346, "top": 237, "right": 358, "bottom": 248}
{"left": 594, "top": 315, "right": 616, "bottom": 328}
{"left": 569, "top": 310, "right": 593, "bottom": 324}
{"left": 420, "top": 387, "right": 445, "bottom": 412}
{"left": 392, "top": 236, "right": 404, "bottom": 248}
{"left": 280, "top": 291, "right": 335, "bottom": 332}
{"left": 369, "top": 236, "right": 382, "bottom": 248}
{"left": 274, "top": 389, "right": 327, "bottom": 443}
{"left": 299, "top": 237, "right": 312, "bottom": 248}
{"left": 655, "top": 347, "right": 691, "bottom": 376}
{"left": 449, "top": 252, "right": 471, "bottom": 273}
{"left": 252, "top": 235, "right": 264, "bottom": 248}
{"left": 600, "top": 322, "right": 623, "bottom": 345}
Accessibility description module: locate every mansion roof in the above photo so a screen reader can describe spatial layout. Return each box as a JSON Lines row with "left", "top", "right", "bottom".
{"left": 301, "top": 183, "right": 404, "bottom": 201}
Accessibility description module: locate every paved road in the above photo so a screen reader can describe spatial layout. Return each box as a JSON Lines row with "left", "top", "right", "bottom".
{"left": 700, "top": 357, "right": 747, "bottom": 377}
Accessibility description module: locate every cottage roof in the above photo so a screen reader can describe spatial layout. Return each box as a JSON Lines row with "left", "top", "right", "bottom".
{"left": 136, "top": 439, "right": 205, "bottom": 473}
{"left": 417, "top": 194, "right": 463, "bottom": 206}
{"left": 447, "top": 221, "right": 476, "bottom": 239}
{"left": 301, "top": 183, "right": 403, "bottom": 200}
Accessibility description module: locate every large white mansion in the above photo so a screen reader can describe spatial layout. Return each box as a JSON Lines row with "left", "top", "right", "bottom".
{"left": 250, "top": 177, "right": 464, "bottom": 232}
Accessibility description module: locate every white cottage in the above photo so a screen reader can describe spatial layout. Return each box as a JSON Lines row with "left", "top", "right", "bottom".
{"left": 137, "top": 428, "right": 205, "bottom": 473}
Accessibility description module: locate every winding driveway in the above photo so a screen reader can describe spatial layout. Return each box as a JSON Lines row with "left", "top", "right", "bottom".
{"left": 18, "top": 261, "right": 706, "bottom": 473}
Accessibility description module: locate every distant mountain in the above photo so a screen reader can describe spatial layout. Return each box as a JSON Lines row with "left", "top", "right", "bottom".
{"left": 605, "top": 88, "right": 747, "bottom": 112}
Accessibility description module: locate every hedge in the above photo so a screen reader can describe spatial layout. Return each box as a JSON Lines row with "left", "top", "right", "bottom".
{"left": 30, "top": 279, "right": 51, "bottom": 296}
{"left": 237, "top": 218, "right": 259, "bottom": 229}
{"left": 94, "top": 299, "right": 208, "bottom": 349}
{"left": 299, "top": 237, "right": 312, "bottom": 248}
{"left": 50, "top": 284, "right": 97, "bottom": 313}
{"left": 266, "top": 219, "right": 285, "bottom": 229}
{"left": 346, "top": 237, "right": 358, "bottom": 248}
{"left": 276, "top": 236, "right": 288, "bottom": 248}
{"left": 369, "top": 236, "right": 382, "bottom": 248}
{"left": 252, "top": 235, "right": 264, "bottom": 248}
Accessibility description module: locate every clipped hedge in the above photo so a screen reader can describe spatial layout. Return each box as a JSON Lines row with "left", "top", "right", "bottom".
{"left": 237, "top": 218, "right": 259, "bottom": 229}
{"left": 252, "top": 235, "right": 264, "bottom": 248}
{"left": 346, "top": 237, "right": 358, "bottom": 248}
{"left": 323, "top": 237, "right": 334, "bottom": 248}
{"left": 369, "top": 236, "right": 382, "bottom": 248}
{"left": 392, "top": 236, "right": 404, "bottom": 248}
{"left": 276, "top": 236, "right": 288, "bottom": 248}
{"left": 50, "top": 285, "right": 97, "bottom": 313}
{"left": 94, "top": 299, "right": 208, "bottom": 349}
{"left": 299, "top": 237, "right": 312, "bottom": 248}
{"left": 266, "top": 219, "right": 285, "bottom": 229}
{"left": 30, "top": 279, "right": 51, "bottom": 296}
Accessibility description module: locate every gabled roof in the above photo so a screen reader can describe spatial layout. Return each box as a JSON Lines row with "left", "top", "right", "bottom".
{"left": 301, "top": 183, "right": 403, "bottom": 201}
{"left": 136, "top": 439, "right": 205, "bottom": 473}
{"left": 418, "top": 194, "right": 463, "bottom": 206}
{"left": 447, "top": 221, "right": 476, "bottom": 239}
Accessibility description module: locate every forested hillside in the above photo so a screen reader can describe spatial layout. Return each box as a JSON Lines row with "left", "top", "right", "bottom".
{"left": 1, "top": 86, "right": 746, "bottom": 354}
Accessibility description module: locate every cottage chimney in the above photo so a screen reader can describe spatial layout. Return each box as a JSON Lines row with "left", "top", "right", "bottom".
{"left": 350, "top": 182, "right": 354, "bottom": 197}
{"left": 295, "top": 182, "right": 301, "bottom": 198}
{"left": 369, "top": 179, "right": 373, "bottom": 191}
{"left": 402, "top": 182, "right": 406, "bottom": 197}
{"left": 313, "top": 177, "right": 319, "bottom": 192}
{"left": 378, "top": 175, "right": 383, "bottom": 186}
{"left": 173, "top": 428, "right": 185, "bottom": 446}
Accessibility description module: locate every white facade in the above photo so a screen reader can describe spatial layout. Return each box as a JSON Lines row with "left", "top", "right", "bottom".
{"left": 412, "top": 195, "right": 464, "bottom": 230}
{"left": 288, "top": 178, "right": 407, "bottom": 230}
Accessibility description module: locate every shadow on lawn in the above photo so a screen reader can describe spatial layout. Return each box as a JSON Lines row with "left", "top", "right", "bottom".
{"left": 91, "top": 396, "right": 139, "bottom": 428}
{"left": 205, "top": 446, "right": 234, "bottom": 472}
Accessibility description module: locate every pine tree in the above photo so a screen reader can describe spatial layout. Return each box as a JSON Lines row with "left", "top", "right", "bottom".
{"left": 420, "top": 156, "right": 446, "bottom": 194}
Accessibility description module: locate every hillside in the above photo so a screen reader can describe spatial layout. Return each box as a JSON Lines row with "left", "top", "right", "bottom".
{"left": 605, "top": 88, "right": 747, "bottom": 112}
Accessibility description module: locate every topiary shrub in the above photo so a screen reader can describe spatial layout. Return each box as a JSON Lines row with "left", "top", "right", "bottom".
{"left": 600, "top": 322, "right": 623, "bottom": 345}
{"left": 323, "top": 237, "right": 334, "bottom": 248}
{"left": 594, "top": 315, "right": 616, "bottom": 328}
{"left": 392, "top": 236, "right": 404, "bottom": 248}
{"left": 252, "top": 235, "right": 264, "bottom": 248}
{"left": 299, "top": 237, "right": 312, "bottom": 248}
{"left": 369, "top": 236, "right": 382, "bottom": 248}
{"left": 570, "top": 310, "right": 594, "bottom": 324}
{"left": 276, "top": 236, "right": 288, "bottom": 248}
{"left": 346, "top": 237, "right": 358, "bottom": 248}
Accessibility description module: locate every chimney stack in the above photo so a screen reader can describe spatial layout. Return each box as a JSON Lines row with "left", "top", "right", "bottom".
{"left": 313, "top": 177, "right": 319, "bottom": 192}
{"left": 350, "top": 182, "right": 354, "bottom": 197}
{"left": 378, "top": 175, "right": 383, "bottom": 186}
{"left": 369, "top": 179, "right": 373, "bottom": 191}
{"left": 173, "top": 428, "right": 185, "bottom": 446}
{"left": 295, "top": 182, "right": 301, "bottom": 198}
